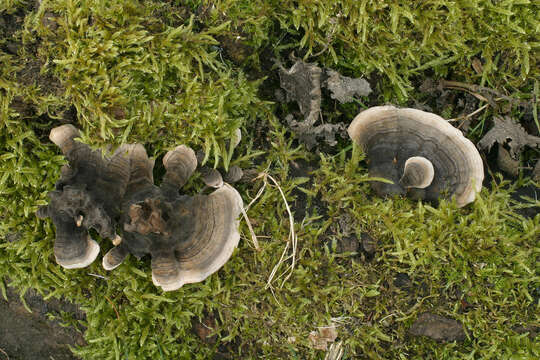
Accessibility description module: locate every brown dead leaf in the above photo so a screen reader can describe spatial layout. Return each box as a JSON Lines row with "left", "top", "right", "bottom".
{"left": 478, "top": 116, "right": 540, "bottom": 159}
{"left": 309, "top": 325, "right": 338, "bottom": 350}
{"left": 278, "top": 58, "right": 322, "bottom": 125}
{"left": 472, "top": 58, "right": 483, "bottom": 74}
{"left": 285, "top": 115, "right": 345, "bottom": 150}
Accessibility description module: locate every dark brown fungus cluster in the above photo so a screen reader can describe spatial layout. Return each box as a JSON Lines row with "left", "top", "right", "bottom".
{"left": 348, "top": 106, "right": 484, "bottom": 207}
{"left": 103, "top": 144, "right": 243, "bottom": 291}
{"left": 38, "top": 126, "right": 243, "bottom": 291}
{"left": 37, "top": 125, "right": 130, "bottom": 268}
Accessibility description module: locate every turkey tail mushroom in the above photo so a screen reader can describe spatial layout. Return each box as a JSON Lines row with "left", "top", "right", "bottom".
{"left": 98, "top": 143, "right": 243, "bottom": 291}
{"left": 38, "top": 125, "right": 133, "bottom": 269}
{"left": 162, "top": 145, "right": 197, "bottom": 189}
{"left": 152, "top": 184, "right": 243, "bottom": 291}
{"left": 102, "top": 144, "right": 156, "bottom": 270}
{"left": 37, "top": 202, "right": 100, "bottom": 269}
{"left": 348, "top": 106, "right": 484, "bottom": 207}
{"left": 400, "top": 157, "right": 435, "bottom": 189}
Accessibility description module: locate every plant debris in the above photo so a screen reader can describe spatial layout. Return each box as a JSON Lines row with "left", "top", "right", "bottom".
{"left": 496, "top": 144, "right": 520, "bottom": 177}
{"left": 325, "top": 69, "right": 371, "bottom": 103}
{"left": 278, "top": 58, "right": 371, "bottom": 149}
{"left": 278, "top": 58, "right": 322, "bottom": 126}
{"left": 409, "top": 313, "right": 466, "bottom": 342}
{"left": 478, "top": 116, "right": 540, "bottom": 159}
{"left": 309, "top": 325, "right": 338, "bottom": 350}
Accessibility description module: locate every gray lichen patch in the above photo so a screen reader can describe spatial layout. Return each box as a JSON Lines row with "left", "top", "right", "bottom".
{"left": 325, "top": 69, "right": 371, "bottom": 104}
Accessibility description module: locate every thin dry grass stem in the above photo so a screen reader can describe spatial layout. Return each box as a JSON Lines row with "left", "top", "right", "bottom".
{"left": 87, "top": 273, "right": 108, "bottom": 280}
{"left": 245, "top": 175, "right": 268, "bottom": 211}
{"left": 240, "top": 206, "right": 260, "bottom": 251}
{"left": 244, "top": 171, "right": 298, "bottom": 289}
{"left": 262, "top": 173, "right": 298, "bottom": 290}
{"left": 448, "top": 103, "right": 489, "bottom": 123}
{"left": 239, "top": 173, "right": 269, "bottom": 252}
{"left": 325, "top": 341, "right": 343, "bottom": 360}
{"left": 0, "top": 347, "right": 8, "bottom": 360}
{"left": 104, "top": 295, "right": 120, "bottom": 320}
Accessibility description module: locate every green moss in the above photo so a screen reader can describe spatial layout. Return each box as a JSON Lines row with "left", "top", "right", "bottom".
{"left": 1, "top": 0, "right": 539, "bottom": 359}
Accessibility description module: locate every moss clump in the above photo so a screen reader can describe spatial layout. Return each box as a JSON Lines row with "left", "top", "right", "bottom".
{"left": 207, "top": 0, "right": 539, "bottom": 100}
{"left": 1, "top": 0, "right": 539, "bottom": 359}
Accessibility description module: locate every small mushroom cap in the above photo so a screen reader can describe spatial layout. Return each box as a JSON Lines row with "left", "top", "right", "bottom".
{"left": 151, "top": 184, "right": 243, "bottom": 291}
{"left": 102, "top": 245, "right": 129, "bottom": 271}
{"left": 200, "top": 167, "right": 224, "bottom": 188}
{"left": 49, "top": 124, "right": 80, "bottom": 154}
{"left": 223, "top": 165, "right": 244, "bottom": 183}
{"left": 348, "top": 106, "right": 484, "bottom": 207}
{"left": 400, "top": 157, "right": 435, "bottom": 189}
{"left": 54, "top": 225, "right": 100, "bottom": 269}
{"left": 162, "top": 145, "right": 197, "bottom": 188}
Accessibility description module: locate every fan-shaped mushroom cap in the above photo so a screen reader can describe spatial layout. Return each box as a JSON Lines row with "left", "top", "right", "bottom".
{"left": 200, "top": 167, "right": 224, "bottom": 188}
{"left": 57, "top": 235, "right": 100, "bottom": 269}
{"left": 162, "top": 145, "right": 197, "bottom": 189}
{"left": 49, "top": 124, "right": 80, "bottom": 154}
{"left": 124, "top": 143, "right": 154, "bottom": 192}
{"left": 400, "top": 157, "right": 435, "bottom": 189}
{"left": 102, "top": 244, "right": 129, "bottom": 270}
{"left": 348, "top": 106, "right": 484, "bottom": 207}
{"left": 223, "top": 165, "right": 244, "bottom": 183}
{"left": 37, "top": 203, "right": 101, "bottom": 269}
{"left": 151, "top": 184, "right": 243, "bottom": 291}
{"left": 38, "top": 125, "right": 134, "bottom": 269}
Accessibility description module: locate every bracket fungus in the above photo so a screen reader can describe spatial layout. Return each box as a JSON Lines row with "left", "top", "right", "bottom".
{"left": 348, "top": 106, "right": 484, "bottom": 207}
{"left": 37, "top": 125, "right": 130, "bottom": 268}
{"left": 102, "top": 144, "right": 243, "bottom": 291}
{"left": 38, "top": 126, "right": 244, "bottom": 291}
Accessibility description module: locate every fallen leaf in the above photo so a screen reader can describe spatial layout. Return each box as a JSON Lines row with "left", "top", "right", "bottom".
{"left": 478, "top": 116, "right": 540, "bottom": 159}
{"left": 278, "top": 58, "right": 322, "bottom": 125}
{"left": 472, "top": 58, "right": 483, "bottom": 74}
{"left": 278, "top": 58, "right": 371, "bottom": 149}
{"left": 285, "top": 114, "right": 345, "bottom": 150}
